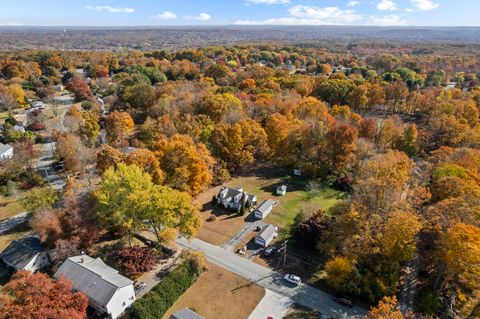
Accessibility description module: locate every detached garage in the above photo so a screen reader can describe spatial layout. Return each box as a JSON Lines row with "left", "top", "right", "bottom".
{"left": 254, "top": 199, "right": 277, "bottom": 219}
{"left": 254, "top": 224, "right": 278, "bottom": 247}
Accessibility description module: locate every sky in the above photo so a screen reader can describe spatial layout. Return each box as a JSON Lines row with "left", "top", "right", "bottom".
{"left": 0, "top": 0, "right": 478, "bottom": 27}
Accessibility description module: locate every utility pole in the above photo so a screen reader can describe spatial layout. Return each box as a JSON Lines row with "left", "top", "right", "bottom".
{"left": 275, "top": 240, "right": 288, "bottom": 272}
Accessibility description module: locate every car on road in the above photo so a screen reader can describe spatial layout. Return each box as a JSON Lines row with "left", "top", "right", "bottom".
{"left": 332, "top": 295, "right": 353, "bottom": 308}
{"left": 134, "top": 282, "right": 146, "bottom": 294}
{"left": 263, "top": 246, "right": 276, "bottom": 257}
{"left": 283, "top": 274, "right": 301, "bottom": 285}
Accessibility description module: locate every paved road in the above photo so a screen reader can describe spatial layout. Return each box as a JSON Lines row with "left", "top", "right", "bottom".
{"left": 35, "top": 101, "right": 72, "bottom": 191}
{"left": 0, "top": 212, "right": 28, "bottom": 235}
{"left": 248, "top": 289, "right": 293, "bottom": 319}
{"left": 177, "top": 237, "right": 367, "bottom": 318}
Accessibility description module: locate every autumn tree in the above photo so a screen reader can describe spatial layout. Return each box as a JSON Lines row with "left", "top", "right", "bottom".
{"left": 323, "top": 124, "right": 358, "bottom": 173}
{"left": 0, "top": 271, "right": 88, "bottom": 319}
{"left": 154, "top": 134, "right": 212, "bottom": 196}
{"left": 198, "top": 93, "right": 243, "bottom": 122}
{"left": 65, "top": 74, "right": 90, "bottom": 101}
{"left": 365, "top": 296, "right": 405, "bottom": 319}
{"left": 116, "top": 246, "right": 158, "bottom": 278}
{"left": 324, "top": 256, "right": 361, "bottom": 294}
{"left": 105, "top": 111, "right": 134, "bottom": 146}
{"left": 94, "top": 164, "right": 201, "bottom": 244}
{"left": 22, "top": 187, "right": 58, "bottom": 213}
{"left": 209, "top": 119, "right": 270, "bottom": 172}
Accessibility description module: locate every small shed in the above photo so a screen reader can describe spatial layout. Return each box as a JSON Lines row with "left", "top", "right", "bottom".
{"left": 293, "top": 168, "right": 302, "bottom": 176}
{"left": 254, "top": 199, "right": 276, "bottom": 219}
{"left": 170, "top": 308, "right": 205, "bottom": 319}
{"left": 254, "top": 225, "right": 278, "bottom": 247}
{"left": 276, "top": 185, "right": 287, "bottom": 196}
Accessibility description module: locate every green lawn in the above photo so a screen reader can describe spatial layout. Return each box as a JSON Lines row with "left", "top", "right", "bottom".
{"left": 0, "top": 194, "right": 26, "bottom": 221}
{"left": 225, "top": 167, "right": 344, "bottom": 228}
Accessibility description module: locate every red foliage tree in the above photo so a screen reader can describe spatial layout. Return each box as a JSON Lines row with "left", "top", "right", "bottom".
{"left": 66, "top": 74, "right": 91, "bottom": 101}
{"left": 0, "top": 271, "right": 88, "bottom": 319}
{"left": 116, "top": 246, "right": 158, "bottom": 278}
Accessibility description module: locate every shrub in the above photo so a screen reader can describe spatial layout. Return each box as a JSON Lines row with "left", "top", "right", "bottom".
{"left": 116, "top": 245, "right": 158, "bottom": 278}
{"left": 129, "top": 256, "right": 204, "bottom": 319}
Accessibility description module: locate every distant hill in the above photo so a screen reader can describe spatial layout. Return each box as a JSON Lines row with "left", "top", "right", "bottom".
{"left": 1, "top": 26, "right": 480, "bottom": 51}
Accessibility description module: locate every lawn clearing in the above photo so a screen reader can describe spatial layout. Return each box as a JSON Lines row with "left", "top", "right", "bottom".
{"left": 0, "top": 194, "right": 26, "bottom": 221}
{"left": 163, "top": 262, "right": 265, "bottom": 319}
{"left": 194, "top": 167, "right": 344, "bottom": 246}
{"left": 194, "top": 185, "right": 248, "bottom": 246}
{"left": 226, "top": 167, "right": 344, "bottom": 228}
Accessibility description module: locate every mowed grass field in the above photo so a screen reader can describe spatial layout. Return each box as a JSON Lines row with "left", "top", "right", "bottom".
{"left": 194, "top": 167, "right": 344, "bottom": 246}
{"left": 163, "top": 263, "right": 265, "bottom": 319}
{"left": 0, "top": 194, "right": 26, "bottom": 221}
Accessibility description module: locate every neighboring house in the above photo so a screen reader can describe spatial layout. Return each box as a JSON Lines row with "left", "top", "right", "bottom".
{"left": 31, "top": 101, "right": 45, "bottom": 109}
{"left": 254, "top": 199, "right": 277, "bottom": 219}
{"left": 0, "top": 237, "right": 51, "bottom": 272}
{"left": 293, "top": 168, "right": 302, "bottom": 176}
{"left": 276, "top": 185, "right": 287, "bottom": 196}
{"left": 54, "top": 84, "right": 65, "bottom": 91}
{"left": 170, "top": 308, "right": 205, "bottom": 319}
{"left": 53, "top": 95, "right": 73, "bottom": 105}
{"left": 217, "top": 186, "right": 256, "bottom": 212}
{"left": 0, "top": 143, "right": 13, "bottom": 161}
{"left": 254, "top": 224, "right": 278, "bottom": 247}
{"left": 54, "top": 255, "right": 135, "bottom": 319}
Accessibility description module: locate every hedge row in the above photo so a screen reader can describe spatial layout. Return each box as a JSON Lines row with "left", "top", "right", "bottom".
{"left": 129, "top": 257, "right": 203, "bottom": 319}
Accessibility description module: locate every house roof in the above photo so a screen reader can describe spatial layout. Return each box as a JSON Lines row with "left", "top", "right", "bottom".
{"left": 0, "top": 237, "right": 44, "bottom": 270}
{"left": 256, "top": 199, "right": 276, "bottom": 214}
{"left": 256, "top": 224, "right": 278, "bottom": 242}
{"left": 170, "top": 308, "right": 205, "bottom": 319}
{"left": 54, "top": 255, "right": 133, "bottom": 306}
{"left": 0, "top": 143, "right": 12, "bottom": 155}
{"left": 218, "top": 186, "right": 243, "bottom": 199}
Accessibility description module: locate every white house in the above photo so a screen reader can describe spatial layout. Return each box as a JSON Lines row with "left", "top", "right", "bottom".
{"left": 54, "top": 255, "right": 135, "bottom": 319}
{"left": 276, "top": 185, "right": 287, "bottom": 196}
{"left": 0, "top": 143, "right": 13, "bottom": 161}
{"left": 0, "top": 237, "right": 51, "bottom": 272}
{"left": 254, "top": 224, "right": 278, "bottom": 247}
{"left": 217, "top": 186, "right": 257, "bottom": 212}
{"left": 254, "top": 199, "right": 277, "bottom": 219}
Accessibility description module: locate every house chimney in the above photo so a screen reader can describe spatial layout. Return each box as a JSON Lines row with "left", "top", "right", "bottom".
{"left": 80, "top": 257, "right": 84, "bottom": 263}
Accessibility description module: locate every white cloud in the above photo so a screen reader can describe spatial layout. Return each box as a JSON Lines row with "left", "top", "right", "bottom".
{"left": 235, "top": 5, "right": 361, "bottom": 25}
{"left": 377, "top": 0, "right": 397, "bottom": 11}
{"left": 411, "top": 0, "right": 439, "bottom": 11}
{"left": 347, "top": 1, "right": 360, "bottom": 7}
{"left": 157, "top": 11, "right": 176, "bottom": 20}
{"left": 366, "top": 14, "right": 407, "bottom": 26}
{"left": 246, "top": 0, "right": 290, "bottom": 4}
{"left": 86, "top": 5, "right": 134, "bottom": 13}
{"left": 195, "top": 13, "right": 211, "bottom": 21}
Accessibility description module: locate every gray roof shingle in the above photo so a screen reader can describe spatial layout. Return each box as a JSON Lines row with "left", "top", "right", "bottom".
{"left": 54, "top": 255, "right": 133, "bottom": 306}
{"left": 170, "top": 308, "right": 205, "bottom": 319}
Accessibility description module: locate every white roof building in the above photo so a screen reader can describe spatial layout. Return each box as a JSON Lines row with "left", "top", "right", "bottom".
{"left": 0, "top": 143, "right": 13, "bottom": 161}
{"left": 54, "top": 255, "right": 135, "bottom": 319}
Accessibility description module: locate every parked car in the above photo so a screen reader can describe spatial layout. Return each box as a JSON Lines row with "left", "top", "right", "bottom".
{"left": 332, "top": 295, "right": 353, "bottom": 308}
{"left": 134, "top": 282, "right": 146, "bottom": 294}
{"left": 283, "top": 274, "right": 301, "bottom": 285}
{"left": 263, "top": 246, "right": 276, "bottom": 257}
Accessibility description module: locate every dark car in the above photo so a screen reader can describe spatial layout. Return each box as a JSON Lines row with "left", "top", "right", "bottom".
{"left": 263, "top": 246, "right": 276, "bottom": 257}
{"left": 333, "top": 295, "right": 353, "bottom": 308}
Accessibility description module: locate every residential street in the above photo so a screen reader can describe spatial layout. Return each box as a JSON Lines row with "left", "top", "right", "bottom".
{"left": 176, "top": 237, "right": 367, "bottom": 318}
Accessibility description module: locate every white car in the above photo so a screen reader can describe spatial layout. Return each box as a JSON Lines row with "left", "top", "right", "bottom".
{"left": 283, "top": 274, "right": 301, "bottom": 285}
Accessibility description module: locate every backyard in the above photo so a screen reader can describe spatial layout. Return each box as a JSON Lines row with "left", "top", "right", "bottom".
{"left": 163, "top": 262, "right": 265, "bottom": 319}
{"left": 194, "top": 167, "right": 344, "bottom": 246}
